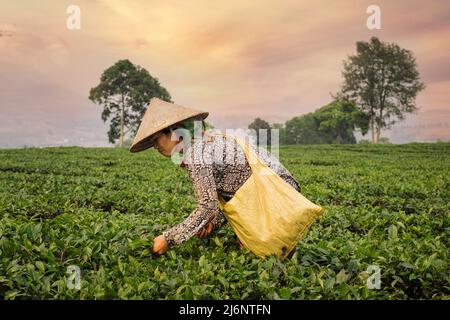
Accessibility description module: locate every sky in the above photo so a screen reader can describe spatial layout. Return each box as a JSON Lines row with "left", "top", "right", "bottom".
{"left": 0, "top": 0, "right": 449, "bottom": 147}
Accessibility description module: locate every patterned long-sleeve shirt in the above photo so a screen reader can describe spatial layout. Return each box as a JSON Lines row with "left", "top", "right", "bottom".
{"left": 162, "top": 133, "right": 301, "bottom": 247}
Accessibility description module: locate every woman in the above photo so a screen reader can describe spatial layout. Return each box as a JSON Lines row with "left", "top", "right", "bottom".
{"left": 130, "top": 98, "right": 307, "bottom": 258}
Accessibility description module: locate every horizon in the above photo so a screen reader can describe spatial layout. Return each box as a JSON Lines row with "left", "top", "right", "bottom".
{"left": 1, "top": 0, "right": 449, "bottom": 147}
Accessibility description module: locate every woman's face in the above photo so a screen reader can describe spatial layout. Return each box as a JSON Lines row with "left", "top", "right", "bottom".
{"left": 153, "top": 131, "right": 181, "bottom": 157}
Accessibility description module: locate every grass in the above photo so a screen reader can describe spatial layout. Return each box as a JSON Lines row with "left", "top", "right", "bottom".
{"left": 0, "top": 142, "right": 449, "bottom": 299}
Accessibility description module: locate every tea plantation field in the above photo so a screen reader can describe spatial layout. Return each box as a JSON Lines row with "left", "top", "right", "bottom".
{"left": 0, "top": 143, "right": 449, "bottom": 299}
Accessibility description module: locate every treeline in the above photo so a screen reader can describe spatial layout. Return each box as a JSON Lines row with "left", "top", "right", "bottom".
{"left": 90, "top": 37, "right": 424, "bottom": 146}
{"left": 248, "top": 36, "right": 424, "bottom": 145}
{"left": 248, "top": 100, "right": 370, "bottom": 145}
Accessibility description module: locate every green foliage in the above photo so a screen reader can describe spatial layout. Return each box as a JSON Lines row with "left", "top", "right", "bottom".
{"left": 284, "top": 101, "right": 368, "bottom": 144}
{"left": 248, "top": 118, "right": 272, "bottom": 145}
{"left": 271, "top": 123, "right": 287, "bottom": 145}
{"left": 340, "top": 37, "right": 425, "bottom": 143}
{"left": 0, "top": 143, "right": 449, "bottom": 299}
{"left": 285, "top": 114, "right": 322, "bottom": 144}
{"left": 89, "top": 59, "right": 172, "bottom": 145}
{"left": 378, "top": 137, "right": 391, "bottom": 144}
{"left": 358, "top": 138, "right": 390, "bottom": 145}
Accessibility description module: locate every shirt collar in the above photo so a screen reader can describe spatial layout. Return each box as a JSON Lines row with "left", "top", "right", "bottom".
{"left": 178, "top": 133, "right": 216, "bottom": 168}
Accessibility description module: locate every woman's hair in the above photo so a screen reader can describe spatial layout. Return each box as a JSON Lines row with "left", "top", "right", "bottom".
{"left": 159, "top": 119, "right": 206, "bottom": 140}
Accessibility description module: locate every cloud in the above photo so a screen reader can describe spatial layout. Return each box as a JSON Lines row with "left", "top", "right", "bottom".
{"left": 0, "top": 0, "right": 449, "bottom": 147}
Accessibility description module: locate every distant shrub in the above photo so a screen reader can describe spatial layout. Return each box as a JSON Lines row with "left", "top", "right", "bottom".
{"left": 379, "top": 137, "right": 391, "bottom": 144}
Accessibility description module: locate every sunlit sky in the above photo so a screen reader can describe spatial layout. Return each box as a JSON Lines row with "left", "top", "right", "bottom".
{"left": 1, "top": 0, "right": 449, "bottom": 147}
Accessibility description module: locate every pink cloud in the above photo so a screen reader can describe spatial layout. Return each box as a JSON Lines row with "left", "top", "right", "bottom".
{"left": 0, "top": 0, "right": 449, "bottom": 147}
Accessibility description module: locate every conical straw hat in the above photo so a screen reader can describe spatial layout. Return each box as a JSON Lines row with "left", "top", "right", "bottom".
{"left": 129, "top": 97, "right": 209, "bottom": 153}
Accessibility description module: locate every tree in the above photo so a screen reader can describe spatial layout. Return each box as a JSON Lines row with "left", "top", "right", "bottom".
{"left": 314, "top": 100, "right": 369, "bottom": 144}
{"left": 283, "top": 100, "right": 368, "bottom": 144}
{"left": 339, "top": 37, "right": 425, "bottom": 143}
{"left": 248, "top": 117, "right": 272, "bottom": 145}
{"left": 271, "top": 123, "right": 287, "bottom": 145}
{"left": 89, "top": 59, "right": 172, "bottom": 146}
{"left": 285, "top": 114, "right": 322, "bottom": 144}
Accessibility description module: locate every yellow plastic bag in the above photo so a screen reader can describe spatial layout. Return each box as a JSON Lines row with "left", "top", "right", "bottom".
{"left": 216, "top": 134, "right": 325, "bottom": 259}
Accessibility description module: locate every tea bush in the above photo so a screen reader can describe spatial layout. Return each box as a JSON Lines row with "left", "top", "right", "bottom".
{"left": 0, "top": 143, "right": 448, "bottom": 299}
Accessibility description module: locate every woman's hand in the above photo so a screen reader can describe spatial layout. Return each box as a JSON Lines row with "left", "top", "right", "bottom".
{"left": 196, "top": 222, "right": 214, "bottom": 239}
{"left": 152, "top": 235, "right": 169, "bottom": 256}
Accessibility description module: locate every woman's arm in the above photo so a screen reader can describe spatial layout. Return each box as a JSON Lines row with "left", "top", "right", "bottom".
{"left": 196, "top": 208, "right": 227, "bottom": 238}
{"left": 280, "top": 174, "right": 302, "bottom": 193}
{"left": 162, "top": 162, "right": 220, "bottom": 247}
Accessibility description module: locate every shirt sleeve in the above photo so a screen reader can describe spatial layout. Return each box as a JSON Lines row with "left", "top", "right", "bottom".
{"left": 162, "top": 146, "right": 221, "bottom": 247}
{"left": 280, "top": 173, "right": 302, "bottom": 192}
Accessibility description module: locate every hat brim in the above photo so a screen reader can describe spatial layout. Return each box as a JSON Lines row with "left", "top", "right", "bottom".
{"left": 129, "top": 112, "right": 209, "bottom": 153}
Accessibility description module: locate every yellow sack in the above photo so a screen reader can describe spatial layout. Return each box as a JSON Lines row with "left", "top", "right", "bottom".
{"left": 216, "top": 134, "right": 325, "bottom": 260}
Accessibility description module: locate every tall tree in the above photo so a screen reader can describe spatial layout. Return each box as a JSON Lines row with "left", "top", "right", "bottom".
{"left": 89, "top": 59, "right": 172, "bottom": 146}
{"left": 340, "top": 37, "right": 425, "bottom": 143}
